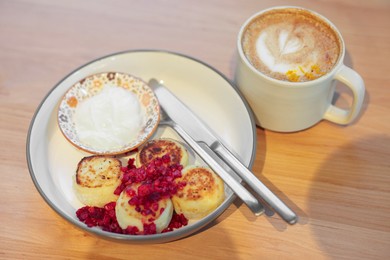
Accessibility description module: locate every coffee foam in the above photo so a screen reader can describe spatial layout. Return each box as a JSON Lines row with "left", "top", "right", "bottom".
{"left": 242, "top": 9, "right": 341, "bottom": 82}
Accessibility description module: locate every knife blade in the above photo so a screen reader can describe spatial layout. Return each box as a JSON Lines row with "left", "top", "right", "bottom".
{"left": 148, "top": 79, "right": 297, "bottom": 224}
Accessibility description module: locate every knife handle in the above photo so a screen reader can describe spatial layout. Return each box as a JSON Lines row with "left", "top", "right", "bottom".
{"left": 168, "top": 122, "right": 264, "bottom": 216}
{"left": 212, "top": 143, "right": 298, "bottom": 224}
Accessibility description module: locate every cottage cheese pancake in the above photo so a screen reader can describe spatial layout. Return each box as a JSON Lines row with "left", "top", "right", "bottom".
{"left": 73, "top": 155, "right": 122, "bottom": 207}
{"left": 136, "top": 138, "right": 189, "bottom": 167}
{"left": 242, "top": 8, "right": 341, "bottom": 82}
{"left": 172, "top": 166, "right": 225, "bottom": 219}
{"left": 115, "top": 185, "right": 174, "bottom": 234}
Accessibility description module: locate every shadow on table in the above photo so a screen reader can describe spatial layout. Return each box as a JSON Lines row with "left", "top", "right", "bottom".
{"left": 221, "top": 126, "right": 307, "bottom": 230}
{"left": 307, "top": 135, "right": 390, "bottom": 258}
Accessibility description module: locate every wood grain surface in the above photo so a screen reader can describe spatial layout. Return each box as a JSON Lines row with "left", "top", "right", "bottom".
{"left": 1, "top": 0, "right": 389, "bottom": 259}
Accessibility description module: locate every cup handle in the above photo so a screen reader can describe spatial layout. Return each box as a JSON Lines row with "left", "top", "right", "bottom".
{"left": 323, "top": 65, "right": 365, "bottom": 125}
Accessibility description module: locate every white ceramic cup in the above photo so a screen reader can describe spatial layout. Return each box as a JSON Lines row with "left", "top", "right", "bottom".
{"left": 234, "top": 6, "right": 365, "bottom": 132}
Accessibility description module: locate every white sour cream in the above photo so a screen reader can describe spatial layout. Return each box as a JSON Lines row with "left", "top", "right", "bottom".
{"left": 74, "top": 85, "right": 145, "bottom": 151}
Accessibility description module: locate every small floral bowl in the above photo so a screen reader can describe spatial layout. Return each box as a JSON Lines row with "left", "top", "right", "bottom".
{"left": 57, "top": 72, "right": 160, "bottom": 155}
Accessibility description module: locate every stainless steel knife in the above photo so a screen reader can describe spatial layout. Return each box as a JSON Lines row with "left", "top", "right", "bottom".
{"left": 148, "top": 79, "right": 297, "bottom": 224}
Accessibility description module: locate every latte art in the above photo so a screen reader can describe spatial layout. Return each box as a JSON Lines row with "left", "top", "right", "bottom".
{"left": 242, "top": 9, "right": 341, "bottom": 82}
{"left": 256, "top": 25, "right": 317, "bottom": 74}
{"left": 278, "top": 30, "right": 303, "bottom": 55}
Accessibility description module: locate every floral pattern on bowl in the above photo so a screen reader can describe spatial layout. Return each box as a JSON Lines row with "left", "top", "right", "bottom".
{"left": 57, "top": 72, "right": 160, "bottom": 155}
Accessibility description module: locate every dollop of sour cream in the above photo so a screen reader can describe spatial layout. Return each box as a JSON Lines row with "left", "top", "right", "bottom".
{"left": 74, "top": 85, "right": 145, "bottom": 151}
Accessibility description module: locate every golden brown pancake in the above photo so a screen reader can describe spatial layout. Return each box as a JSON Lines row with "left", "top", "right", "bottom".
{"left": 136, "top": 138, "right": 189, "bottom": 167}
{"left": 73, "top": 155, "right": 122, "bottom": 207}
{"left": 172, "top": 166, "right": 225, "bottom": 219}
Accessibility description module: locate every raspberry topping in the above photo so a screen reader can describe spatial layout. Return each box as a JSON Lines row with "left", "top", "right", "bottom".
{"left": 76, "top": 155, "right": 188, "bottom": 235}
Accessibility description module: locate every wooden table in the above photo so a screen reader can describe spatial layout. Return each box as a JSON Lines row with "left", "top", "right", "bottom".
{"left": 1, "top": 0, "right": 389, "bottom": 259}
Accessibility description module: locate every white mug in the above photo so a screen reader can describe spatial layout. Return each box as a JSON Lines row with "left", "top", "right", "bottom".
{"left": 234, "top": 6, "right": 365, "bottom": 132}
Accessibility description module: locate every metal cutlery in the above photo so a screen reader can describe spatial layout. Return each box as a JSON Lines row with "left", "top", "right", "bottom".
{"left": 159, "top": 107, "right": 264, "bottom": 216}
{"left": 149, "top": 79, "right": 297, "bottom": 224}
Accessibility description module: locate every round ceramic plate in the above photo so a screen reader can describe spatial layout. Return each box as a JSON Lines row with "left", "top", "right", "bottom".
{"left": 58, "top": 72, "right": 160, "bottom": 155}
{"left": 27, "top": 50, "right": 257, "bottom": 243}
